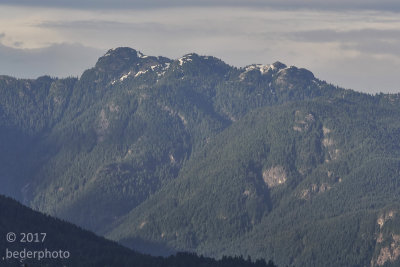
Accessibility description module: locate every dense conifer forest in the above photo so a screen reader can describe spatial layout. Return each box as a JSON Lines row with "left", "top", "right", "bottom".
{"left": 1, "top": 47, "right": 400, "bottom": 266}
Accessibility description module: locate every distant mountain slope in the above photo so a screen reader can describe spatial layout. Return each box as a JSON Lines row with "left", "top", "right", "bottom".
{"left": 1, "top": 47, "right": 400, "bottom": 266}
{"left": 0, "top": 195, "right": 276, "bottom": 267}
{"left": 0, "top": 47, "right": 331, "bottom": 233}
{"left": 106, "top": 98, "right": 400, "bottom": 266}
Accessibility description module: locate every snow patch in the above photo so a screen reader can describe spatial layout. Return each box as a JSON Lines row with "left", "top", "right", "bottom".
{"left": 137, "top": 51, "right": 148, "bottom": 58}
{"left": 240, "top": 64, "right": 275, "bottom": 80}
{"left": 178, "top": 55, "right": 193, "bottom": 66}
{"left": 135, "top": 70, "right": 148, "bottom": 77}
{"left": 120, "top": 71, "right": 132, "bottom": 81}
{"left": 156, "top": 63, "right": 171, "bottom": 77}
{"left": 245, "top": 64, "right": 274, "bottom": 74}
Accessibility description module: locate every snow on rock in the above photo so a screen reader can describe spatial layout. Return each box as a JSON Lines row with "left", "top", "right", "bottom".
{"left": 111, "top": 60, "right": 172, "bottom": 85}
{"left": 111, "top": 71, "right": 133, "bottom": 85}
{"left": 246, "top": 64, "right": 270, "bottom": 74}
{"left": 240, "top": 64, "right": 273, "bottom": 80}
{"left": 240, "top": 61, "right": 288, "bottom": 80}
{"left": 135, "top": 70, "right": 148, "bottom": 77}
{"left": 137, "top": 51, "right": 148, "bottom": 58}
{"left": 120, "top": 71, "right": 132, "bottom": 81}
{"left": 178, "top": 55, "right": 194, "bottom": 66}
{"left": 156, "top": 62, "right": 171, "bottom": 77}
{"left": 178, "top": 58, "right": 192, "bottom": 66}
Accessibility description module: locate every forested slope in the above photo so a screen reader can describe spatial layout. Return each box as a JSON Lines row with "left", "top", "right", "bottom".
{"left": 1, "top": 47, "right": 400, "bottom": 266}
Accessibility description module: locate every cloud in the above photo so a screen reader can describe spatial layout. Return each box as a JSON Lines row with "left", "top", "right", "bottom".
{"left": 290, "top": 29, "right": 400, "bottom": 43}
{"left": 0, "top": 5, "right": 399, "bottom": 93}
{"left": 13, "top": 41, "right": 23, "bottom": 47}
{"left": 1, "top": 0, "right": 400, "bottom": 12}
{"left": 37, "top": 20, "right": 175, "bottom": 34}
{"left": 289, "top": 28, "right": 400, "bottom": 58}
{"left": 312, "top": 54, "right": 400, "bottom": 94}
{"left": 342, "top": 40, "right": 400, "bottom": 58}
{"left": 38, "top": 20, "right": 135, "bottom": 30}
{"left": 0, "top": 42, "right": 103, "bottom": 79}
{"left": 36, "top": 19, "right": 240, "bottom": 39}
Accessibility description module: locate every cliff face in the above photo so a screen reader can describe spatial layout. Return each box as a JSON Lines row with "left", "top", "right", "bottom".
{"left": 263, "top": 166, "right": 287, "bottom": 187}
{"left": 371, "top": 211, "right": 400, "bottom": 267}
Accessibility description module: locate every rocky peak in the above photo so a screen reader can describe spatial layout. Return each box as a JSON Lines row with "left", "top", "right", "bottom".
{"left": 271, "top": 61, "right": 287, "bottom": 71}
{"left": 240, "top": 61, "right": 287, "bottom": 80}
{"left": 83, "top": 47, "right": 173, "bottom": 85}
{"left": 96, "top": 47, "right": 141, "bottom": 69}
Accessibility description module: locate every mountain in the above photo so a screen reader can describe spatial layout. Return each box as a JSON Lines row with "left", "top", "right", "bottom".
{"left": 0, "top": 195, "right": 276, "bottom": 267}
{"left": 1, "top": 47, "right": 400, "bottom": 266}
{"left": 107, "top": 97, "right": 400, "bottom": 266}
{"left": 0, "top": 193, "right": 158, "bottom": 266}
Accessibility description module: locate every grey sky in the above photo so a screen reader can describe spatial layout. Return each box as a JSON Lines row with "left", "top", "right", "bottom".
{"left": 0, "top": 2, "right": 399, "bottom": 93}
{"left": 2, "top": 0, "right": 400, "bottom": 12}
{"left": 0, "top": 42, "right": 102, "bottom": 78}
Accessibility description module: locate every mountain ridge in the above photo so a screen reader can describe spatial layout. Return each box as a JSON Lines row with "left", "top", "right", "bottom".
{"left": 0, "top": 194, "right": 276, "bottom": 266}
{"left": 1, "top": 47, "right": 400, "bottom": 266}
